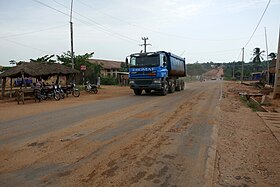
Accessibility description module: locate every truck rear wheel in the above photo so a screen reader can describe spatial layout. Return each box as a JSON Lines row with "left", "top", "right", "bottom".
{"left": 175, "top": 81, "right": 180, "bottom": 91}
{"left": 134, "top": 89, "right": 142, "bottom": 95}
{"left": 180, "top": 81, "right": 185, "bottom": 90}
{"left": 169, "top": 81, "right": 175, "bottom": 93}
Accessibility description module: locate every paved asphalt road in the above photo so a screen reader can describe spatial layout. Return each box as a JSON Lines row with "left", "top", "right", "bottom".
{"left": 0, "top": 80, "right": 222, "bottom": 187}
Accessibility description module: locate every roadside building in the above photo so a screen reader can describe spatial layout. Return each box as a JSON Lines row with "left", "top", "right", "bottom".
{"left": 87, "top": 59, "right": 123, "bottom": 77}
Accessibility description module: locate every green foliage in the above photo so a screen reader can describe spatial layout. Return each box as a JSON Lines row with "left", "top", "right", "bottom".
{"left": 187, "top": 63, "right": 209, "bottom": 76}
{"left": 57, "top": 51, "right": 102, "bottom": 84}
{"left": 120, "top": 62, "right": 128, "bottom": 72}
{"left": 223, "top": 60, "right": 269, "bottom": 80}
{"left": 101, "top": 76, "right": 117, "bottom": 85}
{"left": 240, "top": 96, "right": 260, "bottom": 112}
{"left": 252, "top": 48, "right": 265, "bottom": 63}
{"left": 268, "top": 52, "right": 277, "bottom": 59}
{"left": 30, "top": 55, "right": 56, "bottom": 63}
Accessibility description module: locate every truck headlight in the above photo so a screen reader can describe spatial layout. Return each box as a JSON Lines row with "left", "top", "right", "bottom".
{"left": 153, "top": 78, "right": 161, "bottom": 84}
{"left": 129, "top": 80, "right": 135, "bottom": 84}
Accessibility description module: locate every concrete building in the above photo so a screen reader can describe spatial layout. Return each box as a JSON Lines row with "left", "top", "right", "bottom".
{"left": 87, "top": 59, "right": 123, "bottom": 77}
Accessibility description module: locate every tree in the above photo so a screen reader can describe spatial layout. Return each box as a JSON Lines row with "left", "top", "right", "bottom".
{"left": 30, "top": 54, "right": 56, "bottom": 63}
{"left": 268, "top": 52, "right": 277, "bottom": 60}
{"left": 120, "top": 62, "right": 128, "bottom": 72}
{"left": 251, "top": 48, "right": 265, "bottom": 63}
{"left": 57, "top": 51, "right": 102, "bottom": 83}
{"left": 9, "top": 60, "right": 17, "bottom": 66}
{"left": 57, "top": 51, "right": 95, "bottom": 68}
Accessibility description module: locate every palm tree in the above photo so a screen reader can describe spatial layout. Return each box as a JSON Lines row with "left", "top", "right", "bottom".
{"left": 268, "top": 52, "right": 277, "bottom": 60}
{"left": 9, "top": 60, "right": 17, "bottom": 66}
{"left": 30, "top": 55, "right": 56, "bottom": 63}
{"left": 251, "top": 47, "right": 265, "bottom": 63}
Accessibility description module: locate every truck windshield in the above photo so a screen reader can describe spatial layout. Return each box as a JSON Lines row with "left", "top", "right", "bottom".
{"left": 130, "top": 55, "right": 159, "bottom": 67}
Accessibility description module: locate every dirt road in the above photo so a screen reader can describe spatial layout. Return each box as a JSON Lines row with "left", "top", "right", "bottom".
{"left": 0, "top": 81, "right": 221, "bottom": 186}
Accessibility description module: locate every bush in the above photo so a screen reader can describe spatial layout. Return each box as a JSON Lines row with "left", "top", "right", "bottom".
{"left": 101, "top": 76, "right": 117, "bottom": 85}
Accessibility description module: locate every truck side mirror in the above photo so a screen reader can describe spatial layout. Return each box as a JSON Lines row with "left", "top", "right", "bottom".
{"left": 125, "top": 57, "right": 128, "bottom": 66}
{"left": 163, "top": 56, "right": 167, "bottom": 66}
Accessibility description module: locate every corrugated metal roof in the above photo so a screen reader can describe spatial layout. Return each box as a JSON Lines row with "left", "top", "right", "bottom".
{"left": 87, "top": 59, "right": 123, "bottom": 70}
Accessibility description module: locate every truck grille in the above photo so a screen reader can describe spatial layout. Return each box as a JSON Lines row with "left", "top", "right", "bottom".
{"left": 135, "top": 79, "right": 153, "bottom": 85}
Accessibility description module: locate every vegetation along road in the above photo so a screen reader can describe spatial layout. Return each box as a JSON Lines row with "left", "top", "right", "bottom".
{"left": 0, "top": 81, "right": 222, "bottom": 186}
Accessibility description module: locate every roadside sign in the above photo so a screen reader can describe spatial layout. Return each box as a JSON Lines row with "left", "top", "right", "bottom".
{"left": 80, "top": 65, "right": 86, "bottom": 71}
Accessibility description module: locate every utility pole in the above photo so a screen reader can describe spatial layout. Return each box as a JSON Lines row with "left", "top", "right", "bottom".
{"left": 232, "top": 62, "right": 235, "bottom": 78}
{"left": 70, "top": 0, "right": 74, "bottom": 69}
{"left": 264, "top": 27, "right": 269, "bottom": 83}
{"left": 140, "top": 37, "right": 151, "bottom": 53}
{"left": 241, "top": 47, "right": 244, "bottom": 83}
{"left": 273, "top": 27, "right": 280, "bottom": 99}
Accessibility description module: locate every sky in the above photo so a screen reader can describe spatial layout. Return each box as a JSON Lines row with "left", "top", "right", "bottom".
{"left": 0, "top": 0, "right": 279, "bottom": 66}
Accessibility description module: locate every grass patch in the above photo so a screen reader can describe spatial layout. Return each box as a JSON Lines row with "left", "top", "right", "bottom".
{"left": 240, "top": 96, "right": 260, "bottom": 112}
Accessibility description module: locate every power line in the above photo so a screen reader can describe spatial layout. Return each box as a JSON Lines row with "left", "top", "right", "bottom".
{"left": 2, "top": 38, "right": 53, "bottom": 54}
{"left": 243, "top": 0, "right": 271, "bottom": 48}
{"left": 187, "top": 48, "right": 240, "bottom": 55}
{"left": 0, "top": 24, "right": 67, "bottom": 39}
{"left": 235, "top": 49, "right": 242, "bottom": 62}
{"left": 35, "top": 0, "right": 139, "bottom": 45}
{"left": 32, "top": 0, "right": 70, "bottom": 17}
{"left": 76, "top": 0, "right": 135, "bottom": 26}
{"left": 76, "top": 0, "right": 250, "bottom": 43}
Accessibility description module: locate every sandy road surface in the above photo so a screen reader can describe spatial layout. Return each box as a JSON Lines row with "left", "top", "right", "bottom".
{"left": 0, "top": 82, "right": 221, "bottom": 186}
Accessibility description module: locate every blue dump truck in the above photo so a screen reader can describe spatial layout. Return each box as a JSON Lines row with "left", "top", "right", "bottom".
{"left": 126, "top": 51, "right": 186, "bottom": 96}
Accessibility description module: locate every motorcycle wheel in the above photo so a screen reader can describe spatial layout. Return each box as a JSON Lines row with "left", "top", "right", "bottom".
{"left": 41, "top": 94, "right": 47, "bottom": 100}
{"left": 93, "top": 88, "right": 98, "bottom": 94}
{"left": 60, "top": 92, "right": 65, "bottom": 99}
{"left": 54, "top": 93, "right": 61, "bottom": 101}
{"left": 72, "top": 90, "right": 80, "bottom": 97}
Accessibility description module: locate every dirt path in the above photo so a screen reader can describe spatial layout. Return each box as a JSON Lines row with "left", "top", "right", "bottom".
{"left": 0, "top": 81, "right": 221, "bottom": 186}
{"left": 213, "top": 81, "right": 280, "bottom": 186}
{"left": 0, "top": 85, "right": 132, "bottom": 121}
{"left": 2, "top": 81, "right": 278, "bottom": 186}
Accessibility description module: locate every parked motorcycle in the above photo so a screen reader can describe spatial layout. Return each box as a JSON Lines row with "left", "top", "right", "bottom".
{"left": 33, "top": 88, "right": 43, "bottom": 102}
{"left": 57, "top": 84, "right": 65, "bottom": 99}
{"left": 61, "top": 83, "right": 80, "bottom": 97}
{"left": 85, "top": 81, "right": 98, "bottom": 94}
{"left": 41, "top": 85, "right": 61, "bottom": 101}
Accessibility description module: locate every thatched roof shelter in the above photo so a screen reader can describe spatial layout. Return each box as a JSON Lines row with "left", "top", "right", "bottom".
{"left": 0, "top": 62, "right": 78, "bottom": 78}
{"left": 0, "top": 62, "right": 79, "bottom": 98}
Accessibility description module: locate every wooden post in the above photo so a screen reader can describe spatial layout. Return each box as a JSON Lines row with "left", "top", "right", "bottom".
{"left": 273, "top": 28, "right": 280, "bottom": 99}
{"left": 10, "top": 77, "right": 13, "bottom": 98}
{"left": 241, "top": 47, "right": 244, "bottom": 83}
{"left": 1, "top": 77, "right": 6, "bottom": 98}
{"left": 21, "top": 71, "right": 26, "bottom": 101}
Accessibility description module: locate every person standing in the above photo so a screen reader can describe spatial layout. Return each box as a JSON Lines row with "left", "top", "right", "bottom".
{"left": 97, "top": 75, "right": 101, "bottom": 88}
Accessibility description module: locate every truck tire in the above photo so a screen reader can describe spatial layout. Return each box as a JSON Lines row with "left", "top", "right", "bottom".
{"left": 134, "top": 89, "right": 142, "bottom": 95}
{"left": 169, "top": 81, "right": 175, "bottom": 93}
{"left": 161, "top": 81, "right": 168, "bottom": 96}
{"left": 175, "top": 81, "right": 181, "bottom": 91}
{"left": 145, "top": 90, "right": 151, "bottom": 94}
{"left": 180, "top": 80, "right": 185, "bottom": 90}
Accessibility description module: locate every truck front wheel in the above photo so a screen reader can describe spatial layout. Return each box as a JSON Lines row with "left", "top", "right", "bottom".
{"left": 134, "top": 89, "right": 142, "bottom": 95}
{"left": 145, "top": 90, "right": 151, "bottom": 94}
{"left": 161, "top": 81, "right": 168, "bottom": 96}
